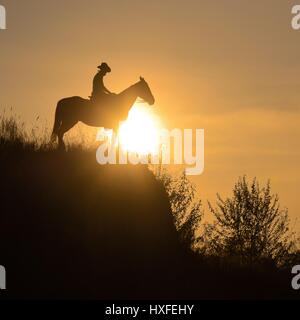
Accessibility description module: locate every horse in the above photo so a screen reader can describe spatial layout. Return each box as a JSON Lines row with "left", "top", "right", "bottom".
{"left": 51, "top": 77, "right": 155, "bottom": 149}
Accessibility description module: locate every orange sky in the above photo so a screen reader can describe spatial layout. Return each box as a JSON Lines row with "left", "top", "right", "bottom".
{"left": 0, "top": 0, "right": 299, "bottom": 228}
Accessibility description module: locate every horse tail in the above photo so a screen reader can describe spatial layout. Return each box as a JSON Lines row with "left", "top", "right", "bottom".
{"left": 51, "top": 100, "right": 63, "bottom": 141}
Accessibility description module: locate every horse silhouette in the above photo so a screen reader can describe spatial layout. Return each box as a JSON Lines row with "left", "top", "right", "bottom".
{"left": 51, "top": 77, "right": 155, "bottom": 149}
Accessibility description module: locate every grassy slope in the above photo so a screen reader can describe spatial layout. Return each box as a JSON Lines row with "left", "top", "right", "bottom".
{"left": 0, "top": 119, "right": 298, "bottom": 299}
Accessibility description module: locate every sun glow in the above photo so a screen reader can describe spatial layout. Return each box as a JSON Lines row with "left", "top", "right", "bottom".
{"left": 118, "top": 104, "right": 161, "bottom": 155}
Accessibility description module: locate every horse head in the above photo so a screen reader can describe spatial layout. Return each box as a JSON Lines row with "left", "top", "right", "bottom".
{"left": 137, "top": 77, "right": 155, "bottom": 105}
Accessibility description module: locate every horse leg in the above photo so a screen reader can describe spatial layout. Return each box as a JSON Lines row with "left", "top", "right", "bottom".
{"left": 57, "top": 120, "right": 78, "bottom": 151}
{"left": 57, "top": 131, "right": 65, "bottom": 151}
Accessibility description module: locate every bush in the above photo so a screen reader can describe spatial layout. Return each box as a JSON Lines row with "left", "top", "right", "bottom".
{"left": 204, "top": 176, "right": 299, "bottom": 267}
{"left": 154, "top": 168, "right": 203, "bottom": 250}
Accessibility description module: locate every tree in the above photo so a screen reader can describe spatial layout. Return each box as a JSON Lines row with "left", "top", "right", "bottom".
{"left": 154, "top": 168, "right": 203, "bottom": 250}
{"left": 205, "top": 176, "right": 298, "bottom": 267}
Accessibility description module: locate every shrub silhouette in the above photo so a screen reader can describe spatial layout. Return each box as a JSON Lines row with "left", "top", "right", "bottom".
{"left": 154, "top": 168, "right": 203, "bottom": 250}
{"left": 205, "top": 177, "right": 298, "bottom": 267}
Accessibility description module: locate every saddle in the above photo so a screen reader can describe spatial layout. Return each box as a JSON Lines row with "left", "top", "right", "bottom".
{"left": 89, "top": 93, "right": 117, "bottom": 107}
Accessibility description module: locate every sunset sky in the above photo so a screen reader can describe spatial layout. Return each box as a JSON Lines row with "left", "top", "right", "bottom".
{"left": 0, "top": 0, "right": 299, "bottom": 227}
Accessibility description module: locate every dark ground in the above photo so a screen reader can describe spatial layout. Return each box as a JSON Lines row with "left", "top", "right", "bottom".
{"left": 0, "top": 147, "right": 298, "bottom": 299}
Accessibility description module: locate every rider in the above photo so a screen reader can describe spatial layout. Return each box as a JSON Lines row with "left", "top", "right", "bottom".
{"left": 90, "top": 62, "right": 115, "bottom": 104}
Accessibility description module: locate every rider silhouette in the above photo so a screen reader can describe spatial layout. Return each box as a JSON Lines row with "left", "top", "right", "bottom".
{"left": 90, "top": 62, "right": 115, "bottom": 104}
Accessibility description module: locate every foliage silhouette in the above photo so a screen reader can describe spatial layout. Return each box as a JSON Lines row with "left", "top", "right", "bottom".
{"left": 204, "top": 177, "right": 299, "bottom": 267}
{"left": 154, "top": 168, "right": 203, "bottom": 250}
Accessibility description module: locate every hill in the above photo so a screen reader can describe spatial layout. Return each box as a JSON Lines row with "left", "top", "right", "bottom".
{"left": 0, "top": 147, "right": 192, "bottom": 299}
{"left": 0, "top": 121, "right": 298, "bottom": 299}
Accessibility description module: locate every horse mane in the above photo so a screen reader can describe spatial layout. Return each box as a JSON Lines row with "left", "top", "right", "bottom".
{"left": 118, "top": 80, "right": 141, "bottom": 96}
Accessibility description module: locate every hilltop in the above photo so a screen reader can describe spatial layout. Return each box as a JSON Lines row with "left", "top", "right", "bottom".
{"left": 0, "top": 146, "right": 191, "bottom": 299}
{"left": 0, "top": 117, "right": 298, "bottom": 299}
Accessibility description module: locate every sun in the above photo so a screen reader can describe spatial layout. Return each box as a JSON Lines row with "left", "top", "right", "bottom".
{"left": 118, "top": 103, "right": 161, "bottom": 155}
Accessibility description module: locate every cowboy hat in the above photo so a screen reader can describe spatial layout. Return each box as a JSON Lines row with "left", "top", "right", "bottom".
{"left": 97, "top": 62, "right": 111, "bottom": 73}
